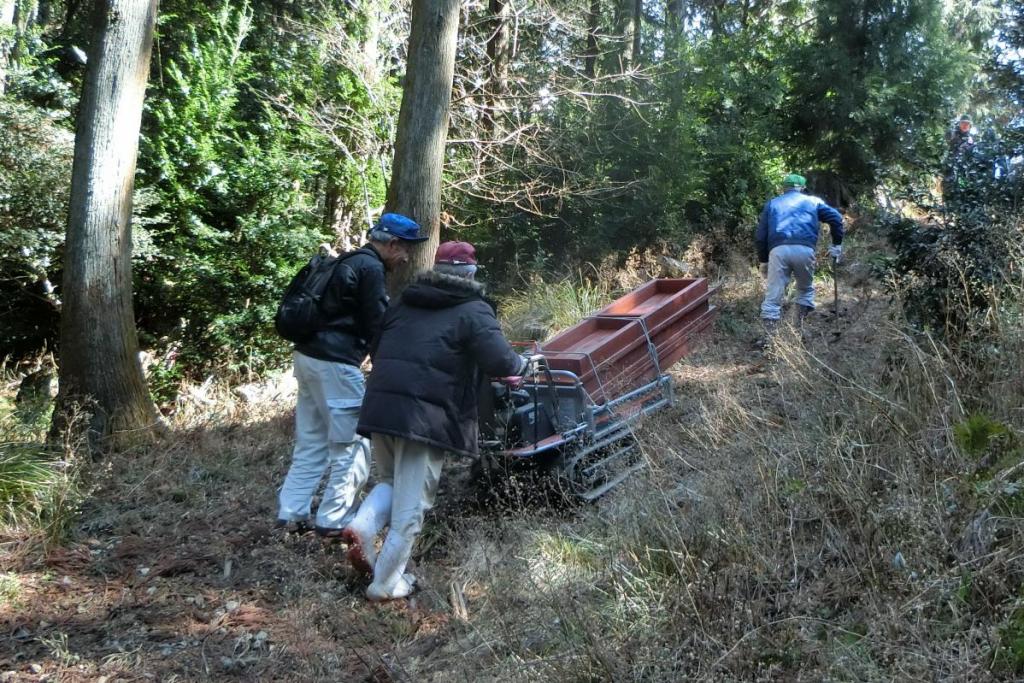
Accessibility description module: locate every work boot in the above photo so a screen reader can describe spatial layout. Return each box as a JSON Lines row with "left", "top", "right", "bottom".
{"left": 273, "top": 519, "right": 313, "bottom": 536}
{"left": 341, "top": 483, "right": 393, "bottom": 576}
{"left": 756, "top": 318, "right": 779, "bottom": 350}
{"left": 796, "top": 305, "right": 813, "bottom": 328}
{"left": 366, "top": 573, "right": 417, "bottom": 602}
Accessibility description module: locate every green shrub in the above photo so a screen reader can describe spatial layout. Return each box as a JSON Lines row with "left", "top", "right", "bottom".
{"left": 0, "top": 443, "right": 57, "bottom": 518}
{"left": 0, "top": 441, "right": 78, "bottom": 540}
{"left": 955, "top": 413, "right": 1011, "bottom": 458}
{"left": 996, "top": 603, "right": 1024, "bottom": 675}
{"left": 133, "top": 0, "right": 394, "bottom": 377}
{"left": 0, "top": 390, "right": 80, "bottom": 542}
{"left": 0, "top": 101, "right": 72, "bottom": 363}
{"left": 887, "top": 121, "right": 1024, "bottom": 339}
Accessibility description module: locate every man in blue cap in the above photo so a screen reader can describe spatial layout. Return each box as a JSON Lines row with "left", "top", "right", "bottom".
{"left": 755, "top": 173, "right": 844, "bottom": 344}
{"left": 276, "top": 213, "right": 428, "bottom": 537}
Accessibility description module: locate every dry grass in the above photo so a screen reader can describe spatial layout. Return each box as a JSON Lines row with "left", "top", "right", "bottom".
{"left": 1, "top": 247, "right": 1022, "bottom": 680}
{"left": 428, "top": 256, "right": 1024, "bottom": 680}
{"left": 497, "top": 250, "right": 669, "bottom": 342}
{"left": 0, "top": 375, "right": 83, "bottom": 547}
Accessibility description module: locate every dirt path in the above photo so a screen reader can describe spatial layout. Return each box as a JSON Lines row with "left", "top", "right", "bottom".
{"left": 1, "top": 269, "right": 881, "bottom": 681}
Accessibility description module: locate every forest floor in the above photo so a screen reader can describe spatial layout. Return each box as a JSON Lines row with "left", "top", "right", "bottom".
{"left": 2, "top": 254, "right": 1016, "bottom": 681}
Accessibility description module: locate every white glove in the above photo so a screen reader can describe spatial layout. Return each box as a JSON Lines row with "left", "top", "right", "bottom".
{"left": 517, "top": 353, "right": 545, "bottom": 375}
{"left": 828, "top": 245, "right": 843, "bottom": 262}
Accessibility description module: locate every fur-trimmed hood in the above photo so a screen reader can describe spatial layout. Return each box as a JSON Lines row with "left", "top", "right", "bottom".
{"left": 401, "top": 269, "right": 484, "bottom": 309}
{"left": 360, "top": 267, "right": 521, "bottom": 457}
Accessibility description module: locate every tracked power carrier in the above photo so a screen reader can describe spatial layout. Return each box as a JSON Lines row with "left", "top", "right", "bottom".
{"left": 478, "top": 278, "right": 717, "bottom": 500}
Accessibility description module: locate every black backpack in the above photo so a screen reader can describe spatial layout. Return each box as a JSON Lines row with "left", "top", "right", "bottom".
{"left": 274, "top": 248, "right": 369, "bottom": 343}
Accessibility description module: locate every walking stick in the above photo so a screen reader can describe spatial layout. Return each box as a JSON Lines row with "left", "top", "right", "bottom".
{"left": 832, "top": 256, "right": 839, "bottom": 318}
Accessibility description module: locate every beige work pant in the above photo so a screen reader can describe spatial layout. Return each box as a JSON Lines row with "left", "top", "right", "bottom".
{"left": 368, "top": 434, "right": 446, "bottom": 596}
{"left": 277, "top": 352, "right": 370, "bottom": 530}
{"left": 760, "top": 244, "right": 816, "bottom": 320}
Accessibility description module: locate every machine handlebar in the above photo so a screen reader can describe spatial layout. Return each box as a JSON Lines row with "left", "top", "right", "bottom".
{"left": 497, "top": 354, "right": 547, "bottom": 388}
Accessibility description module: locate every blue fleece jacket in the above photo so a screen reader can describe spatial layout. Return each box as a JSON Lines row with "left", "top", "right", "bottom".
{"left": 755, "top": 189, "right": 844, "bottom": 263}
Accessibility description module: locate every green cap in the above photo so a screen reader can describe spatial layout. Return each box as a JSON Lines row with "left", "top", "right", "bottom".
{"left": 783, "top": 173, "right": 806, "bottom": 189}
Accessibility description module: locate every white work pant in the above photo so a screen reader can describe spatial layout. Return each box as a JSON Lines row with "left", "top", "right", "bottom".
{"left": 277, "top": 351, "right": 370, "bottom": 530}
{"left": 760, "top": 244, "right": 816, "bottom": 321}
{"left": 364, "top": 434, "right": 446, "bottom": 597}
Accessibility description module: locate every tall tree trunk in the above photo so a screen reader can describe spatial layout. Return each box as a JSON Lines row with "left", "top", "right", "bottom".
{"left": 55, "top": 0, "right": 160, "bottom": 448}
{"left": 323, "top": 171, "right": 357, "bottom": 252}
{"left": 384, "top": 0, "right": 460, "bottom": 293}
{"left": 0, "top": 0, "right": 15, "bottom": 96}
{"left": 630, "top": 0, "right": 641, "bottom": 63}
{"left": 358, "top": 0, "right": 382, "bottom": 237}
{"left": 482, "top": 0, "right": 509, "bottom": 135}
{"left": 584, "top": 0, "right": 599, "bottom": 78}
{"left": 361, "top": 0, "right": 380, "bottom": 85}
{"left": 13, "top": 0, "right": 34, "bottom": 28}
{"left": 616, "top": 0, "right": 638, "bottom": 70}
{"left": 665, "top": 0, "right": 684, "bottom": 53}
{"left": 10, "top": 0, "right": 36, "bottom": 64}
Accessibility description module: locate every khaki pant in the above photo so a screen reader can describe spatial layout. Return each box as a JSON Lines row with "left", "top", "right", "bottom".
{"left": 277, "top": 351, "right": 370, "bottom": 529}
{"left": 366, "top": 434, "right": 446, "bottom": 596}
{"left": 761, "top": 244, "right": 816, "bottom": 320}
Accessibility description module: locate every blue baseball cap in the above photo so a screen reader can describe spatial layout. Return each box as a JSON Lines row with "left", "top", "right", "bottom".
{"left": 376, "top": 213, "right": 428, "bottom": 242}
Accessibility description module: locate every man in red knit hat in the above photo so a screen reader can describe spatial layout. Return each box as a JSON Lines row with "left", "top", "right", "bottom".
{"left": 343, "top": 241, "right": 526, "bottom": 601}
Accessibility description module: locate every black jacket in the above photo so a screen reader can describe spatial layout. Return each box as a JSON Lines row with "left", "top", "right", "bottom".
{"left": 357, "top": 271, "right": 525, "bottom": 456}
{"left": 294, "top": 244, "right": 388, "bottom": 367}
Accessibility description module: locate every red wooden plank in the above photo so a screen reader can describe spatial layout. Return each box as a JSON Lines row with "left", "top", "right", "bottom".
{"left": 595, "top": 278, "right": 710, "bottom": 331}
{"left": 524, "top": 278, "right": 717, "bottom": 403}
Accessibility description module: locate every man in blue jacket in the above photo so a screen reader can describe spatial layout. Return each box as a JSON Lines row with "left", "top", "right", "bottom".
{"left": 755, "top": 173, "right": 844, "bottom": 341}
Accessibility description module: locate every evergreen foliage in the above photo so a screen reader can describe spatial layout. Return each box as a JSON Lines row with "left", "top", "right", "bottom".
{"left": 0, "top": 100, "right": 70, "bottom": 360}
{"left": 786, "top": 0, "right": 971, "bottom": 186}
{"left": 888, "top": 116, "right": 1023, "bottom": 337}
{"left": 0, "top": 0, "right": 1002, "bottom": 377}
{"left": 132, "top": 0, "right": 397, "bottom": 374}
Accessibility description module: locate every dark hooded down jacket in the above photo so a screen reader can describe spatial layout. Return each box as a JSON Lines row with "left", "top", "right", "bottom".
{"left": 357, "top": 270, "right": 525, "bottom": 456}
